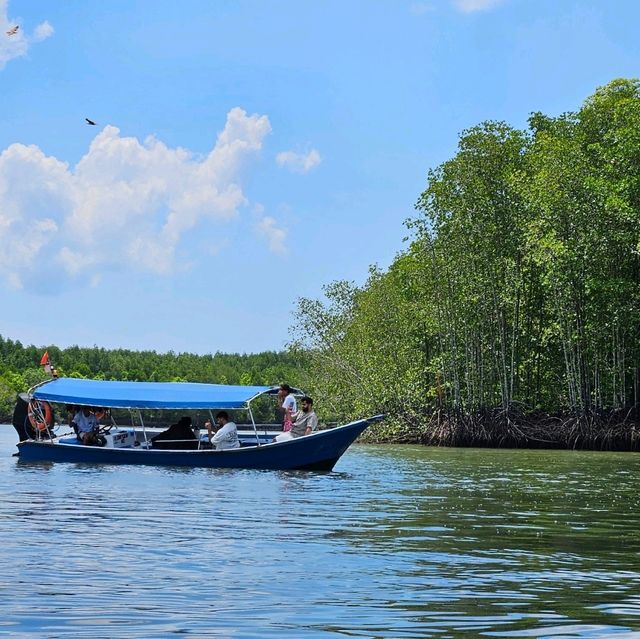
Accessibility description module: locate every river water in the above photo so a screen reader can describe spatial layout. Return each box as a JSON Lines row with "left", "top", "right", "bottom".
{"left": 1, "top": 426, "right": 639, "bottom": 638}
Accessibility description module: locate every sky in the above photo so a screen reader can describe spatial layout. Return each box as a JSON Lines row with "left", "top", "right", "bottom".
{"left": 0, "top": 0, "right": 639, "bottom": 355}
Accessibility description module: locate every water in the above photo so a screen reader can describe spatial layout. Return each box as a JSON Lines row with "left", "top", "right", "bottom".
{"left": 1, "top": 426, "right": 640, "bottom": 638}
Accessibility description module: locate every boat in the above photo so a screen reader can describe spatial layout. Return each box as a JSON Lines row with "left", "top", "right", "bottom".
{"left": 12, "top": 377, "right": 382, "bottom": 470}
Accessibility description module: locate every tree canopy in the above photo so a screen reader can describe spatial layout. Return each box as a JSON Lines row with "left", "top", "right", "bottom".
{"left": 290, "top": 79, "right": 640, "bottom": 448}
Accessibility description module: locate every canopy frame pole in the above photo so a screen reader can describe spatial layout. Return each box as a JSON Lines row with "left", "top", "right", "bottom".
{"left": 26, "top": 378, "right": 55, "bottom": 397}
{"left": 138, "top": 410, "right": 149, "bottom": 447}
{"left": 247, "top": 401, "right": 260, "bottom": 447}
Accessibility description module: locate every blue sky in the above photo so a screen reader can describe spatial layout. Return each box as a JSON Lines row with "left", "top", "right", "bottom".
{"left": 0, "top": 0, "right": 638, "bottom": 355}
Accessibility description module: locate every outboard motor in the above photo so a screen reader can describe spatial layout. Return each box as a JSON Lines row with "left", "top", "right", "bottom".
{"left": 12, "top": 393, "right": 30, "bottom": 442}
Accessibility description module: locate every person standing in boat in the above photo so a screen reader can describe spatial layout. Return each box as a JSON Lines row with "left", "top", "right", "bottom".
{"left": 274, "top": 396, "right": 318, "bottom": 443}
{"left": 205, "top": 411, "right": 240, "bottom": 450}
{"left": 278, "top": 383, "right": 297, "bottom": 432}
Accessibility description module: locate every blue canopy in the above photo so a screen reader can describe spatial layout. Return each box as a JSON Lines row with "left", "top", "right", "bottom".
{"left": 32, "top": 378, "right": 274, "bottom": 410}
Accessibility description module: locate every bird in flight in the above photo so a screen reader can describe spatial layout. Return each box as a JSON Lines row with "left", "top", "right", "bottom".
{"left": 85, "top": 118, "right": 96, "bottom": 126}
{"left": 6, "top": 25, "right": 19, "bottom": 36}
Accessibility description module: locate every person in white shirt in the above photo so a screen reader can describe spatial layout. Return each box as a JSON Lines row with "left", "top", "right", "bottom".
{"left": 72, "top": 406, "right": 104, "bottom": 446}
{"left": 278, "top": 383, "right": 297, "bottom": 432}
{"left": 205, "top": 411, "right": 240, "bottom": 450}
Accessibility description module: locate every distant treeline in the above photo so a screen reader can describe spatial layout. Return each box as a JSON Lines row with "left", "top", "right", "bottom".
{"left": 0, "top": 335, "right": 306, "bottom": 422}
{"left": 290, "top": 79, "right": 640, "bottom": 450}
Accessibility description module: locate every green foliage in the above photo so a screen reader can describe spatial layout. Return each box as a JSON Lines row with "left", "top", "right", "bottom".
{"left": 0, "top": 336, "right": 306, "bottom": 421}
{"left": 290, "top": 79, "right": 640, "bottom": 440}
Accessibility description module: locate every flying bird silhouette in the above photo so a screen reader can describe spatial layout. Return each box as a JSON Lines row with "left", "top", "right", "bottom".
{"left": 85, "top": 118, "right": 96, "bottom": 126}
{"left": 6, "top": 25, "right": 19, "bottom": 36}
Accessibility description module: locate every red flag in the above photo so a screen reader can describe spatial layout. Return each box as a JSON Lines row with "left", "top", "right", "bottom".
{"left": 40, "top": 351, "right": 50, "bottom": 366}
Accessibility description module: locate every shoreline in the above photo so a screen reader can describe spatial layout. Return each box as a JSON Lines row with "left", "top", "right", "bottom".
{"left": 361, "top": 408, "right": 640, "bottom": 452}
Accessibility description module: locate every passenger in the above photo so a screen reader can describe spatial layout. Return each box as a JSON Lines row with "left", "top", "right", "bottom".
{"left": 72, "top": 406, "right": 104, "bottom": 446}
{"left": 274, "top": 396, "right": 318, "bottom": 443}
{"left": 205, "top": 411, "right": 240, "bottom": 450}
{"left": 151, "top": 416, "right": 198, "bottom": 450}
{"left": 278, "top": 383, "right": 297, "bottom": 432}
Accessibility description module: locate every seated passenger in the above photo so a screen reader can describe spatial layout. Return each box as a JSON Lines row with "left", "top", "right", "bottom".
{"left": 205, "top": 411, "right": 240, "bottom": 450}
{"left": 273, "top": 397, "right": 318, "bottom": 442}
{"left": 72, "top": 406, "right": 104, "bottom": 446}
{"left": 151, "top": 416, "right": 198, "bottom": 450}
{"left": 274, "top": 396, "right": 318, "bottom": 443}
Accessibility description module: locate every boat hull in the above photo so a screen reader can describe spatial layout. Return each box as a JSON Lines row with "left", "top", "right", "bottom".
{"left": 16, "top": 416, "right": 381, "bottom": 471}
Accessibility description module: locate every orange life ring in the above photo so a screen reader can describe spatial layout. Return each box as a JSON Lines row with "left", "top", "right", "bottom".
{"left": 27, "top": 400, "right": 53, "bottom": 432}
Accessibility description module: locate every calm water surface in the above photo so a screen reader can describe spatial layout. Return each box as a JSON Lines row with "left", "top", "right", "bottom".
{"left": 1, "top": 426, "right": 639, "bottom": 638}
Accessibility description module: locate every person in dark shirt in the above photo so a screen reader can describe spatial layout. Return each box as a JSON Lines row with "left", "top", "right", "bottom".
{"left": 151, "top": 416, "right": 198, "bottom": 450}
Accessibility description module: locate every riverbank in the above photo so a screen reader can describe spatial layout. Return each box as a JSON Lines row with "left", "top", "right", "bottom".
{"left": 362, "top": 407, "right": 640, "bottom": 451}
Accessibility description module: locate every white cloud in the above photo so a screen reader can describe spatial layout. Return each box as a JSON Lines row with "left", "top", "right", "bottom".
{"left": 276, "top": 148, "right": 321, "bottom": 174}
{"left": 255, "top": 216, "right": 287, "bottom": 255}
{"left": 451, "top": 0, "right": 505, "bottom": 13}
{"left": 0, "top": 1, "right": 53, "bottom": 70}
{"left": 33, "top": 20, "right": 54, "bottom": 42}
{"left": 0, "top": 107, "right": 272, "bottom": 290}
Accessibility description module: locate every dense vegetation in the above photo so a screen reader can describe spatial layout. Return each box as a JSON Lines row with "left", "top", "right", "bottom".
{"left": 290, "top": 79, "right": 640, "bottom": 449}
{"left": 0, "top": 336, "right": 304, "bottom": 421}
{"left": 4, "top": 79, "right": 640, "bottom": 449}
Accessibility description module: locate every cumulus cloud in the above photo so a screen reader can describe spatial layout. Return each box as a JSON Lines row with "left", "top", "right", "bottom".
{"left": 451, "top": 0, "right": 505, "bottom": 12}
{"left": 254, "top": 215, "right": 287, "bottom": 255}
{"left": 0, "top": 1, "right": 53, "bottom": 70}
{"left": 0, "top": 107, "right": 272, "bottom": 290}
{"left": 276, "top": 148, "right": 321, "bottom": 174}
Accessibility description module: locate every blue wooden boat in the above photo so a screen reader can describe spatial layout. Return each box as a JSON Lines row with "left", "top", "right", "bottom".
{"left": 14, "top": 378, "right": 382, "bottom": 470}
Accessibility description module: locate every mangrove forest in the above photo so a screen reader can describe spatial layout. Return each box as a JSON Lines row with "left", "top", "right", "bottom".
{"left": 289, "top": 78, "right": 640, "bottom": 449}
